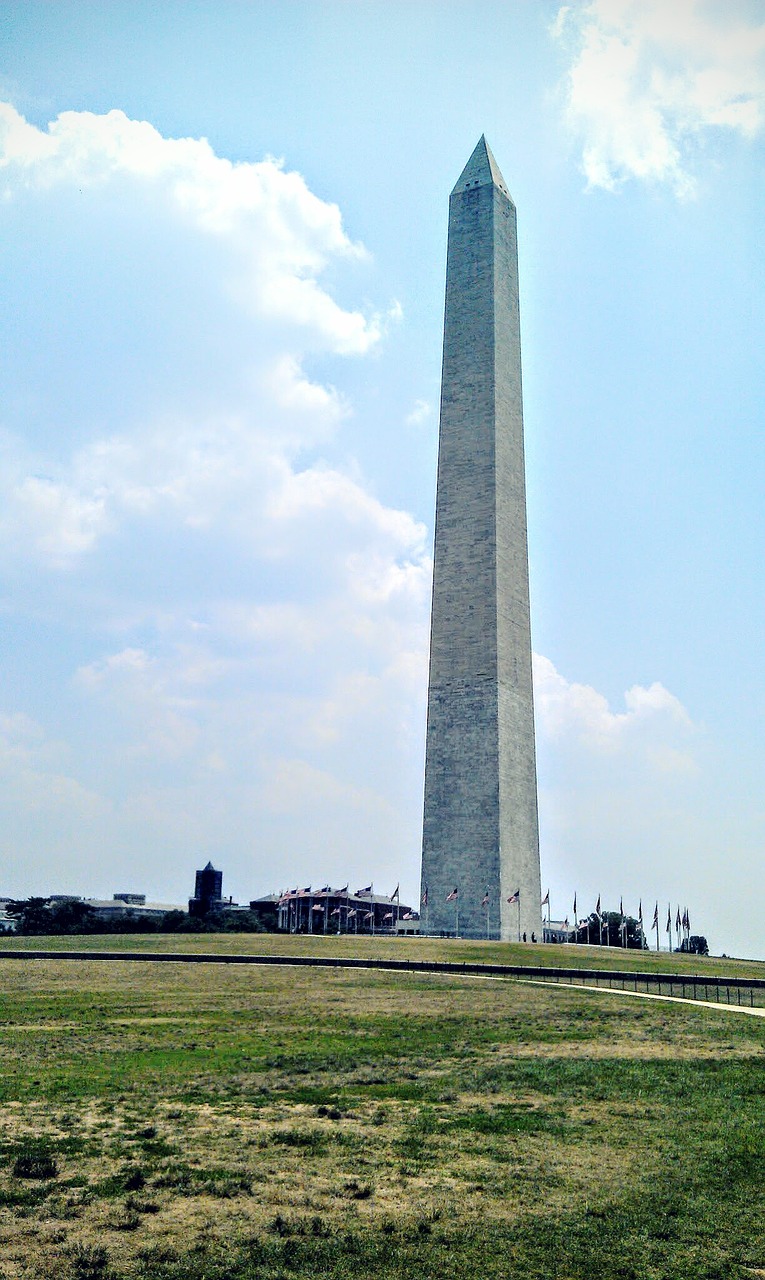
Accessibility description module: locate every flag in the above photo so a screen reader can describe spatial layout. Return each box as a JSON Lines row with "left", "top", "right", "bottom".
{"left": 402, "top": 912, "right": 413, "bottom": 921}
{"left": 383, "top": 912, "right": 394, "bottom": 921}
{"left": 421, "top": 885, "right": 428, "bottom": 907}
{"left": 683, "top": 907, "right": 690, "bottom": 931}
{"left": 676, "top": 906, "right": 682, "bottom": 932}
{"left": 338, "top": 884, "right": 349, "bottom": 894}
{"left": 312, "top": 904, "right": 324, "bottom": 912}
{"left": 638, "top": 899, "right": 643, "bottom": 923}
{"left": 481, "top": 891, "right": 490, "bottom": 908}
{"left": 446, "top": 888, "right": 458, "bottom": 903}
{"left": 563, "top": 917, "right": 569, "bottom": 929}
{"left": 541, "top": 890, "right": 549, "bottom": 907}
{"left": 596, "top": 894, "right": 601, "bottom": 915}
{"left": 666, "top": 905, "right": 672, "bottom": 932}
{"left": 356, "top": 885, "right": 373, "bottom": 896}
{"left": 620, "top": 896, "right": 624, "bottom": 917}
{"left": 346, "top": 909, "right": 357, "bottom": 919}
{"left": 573, "top": 893, "right": 577, "bottom": 918}
{"left": 652, "top": 902, "right": 659, "bottom": 929}
{"left": 364, "top": 911, "right": 373, "bottom": 920}
{"left": 299, "top": 886, "right": 311, "bottom": 895}
{"left": 330, "top": 908, "right": 341, "bottom": 917}
{"left": 507, "top": 889, "right": 520, "bottom": 905}
{"left": 390, "top": 884, "right": 400, "bottom": 902}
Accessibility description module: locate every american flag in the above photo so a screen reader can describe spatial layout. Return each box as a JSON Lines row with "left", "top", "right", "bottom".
{"left": 356, "top": 885, "right": 373, "bottom": 896}
{"left": 666, "top": 905, "right": 672, "bottom": 931}
{"left": 445, "top": 887, "right": 458, "bottom": 902}
{"left": 507, "top": 889, "right": 520, "bottom": 905}
{"left": 347, "top": 909, "right": 357, "bottom": 919}
{"left": 383, "top": 912, "right": 394, "bottom": 921}
{"left": 312, "top": 904, "right": 324, "bottom": 912}
{"left": 541, "top": 890, "right": 549, "bottom": 907}
{"left": 402, "top": 912, "right": 413, "bottom": 921}
{"left": 421, "top": 886, "right": 428, "bottom": 906}
{"left": 652, "top": 902, "right": 659, "bottom": 929}
{"left": 676, "top": 906, "right": 682, "bottom": 931}
{"left": 481, "top": 892, "right": 490, "bottom": 908}
{"left": 390, "top": 884, "right": 400, "bottom": 902}
{"left": 596, "top": 894, "right": 601, "bottom": 915}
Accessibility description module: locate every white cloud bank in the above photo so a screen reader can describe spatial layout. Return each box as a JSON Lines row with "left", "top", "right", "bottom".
{"left": 0, "top": 102, "right": 379, "bottom": 353}
{"left": 554, "top": 0, "right": 765, "bottom": 193}
{"left": 533, "top": 652, "right": 695, "bottom": 770}
{"left": 0, "top": 103, "right": 431, "bottom": 898}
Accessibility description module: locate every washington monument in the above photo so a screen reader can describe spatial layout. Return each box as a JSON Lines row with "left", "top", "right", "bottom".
{"left": 420, "top": 136, "right": 542, "bottom": 942}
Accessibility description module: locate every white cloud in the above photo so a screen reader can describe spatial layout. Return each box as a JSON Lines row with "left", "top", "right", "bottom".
{"left": 533, "top": 652, "right": 695, "bottom": 766}
{"left": 0, "top": 102, "right": 379, "bottom": 353}
{"left": 554, "top": 0, "right": 765, "bottom": 193}
{"left": 405, "top": 398, "right": 432, "bottom": 426}
{"left": 0, "top": 713, "right": 108, "bottom": 824}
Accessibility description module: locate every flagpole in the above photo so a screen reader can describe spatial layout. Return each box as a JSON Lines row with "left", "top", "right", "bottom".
{"left": 517, "top": 895, "right": 521, "bottom": 943}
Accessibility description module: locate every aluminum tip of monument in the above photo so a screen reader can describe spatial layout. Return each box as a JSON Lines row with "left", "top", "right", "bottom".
{"left": 451, "top": 134, "right": 514, "bottom": 202}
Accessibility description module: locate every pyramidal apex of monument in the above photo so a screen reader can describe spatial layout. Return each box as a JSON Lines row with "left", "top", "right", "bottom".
{"left": 452, "top": 135, "right": 513, "bottom": 202}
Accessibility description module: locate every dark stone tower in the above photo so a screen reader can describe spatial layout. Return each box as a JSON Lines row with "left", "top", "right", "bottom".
{"left": 189, "top": 861, "right": 223, "bottom": 917}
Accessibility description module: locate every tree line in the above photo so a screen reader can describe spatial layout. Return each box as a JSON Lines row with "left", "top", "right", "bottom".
{"left": 1, "top": 898, "right": 277, "bottom": 936}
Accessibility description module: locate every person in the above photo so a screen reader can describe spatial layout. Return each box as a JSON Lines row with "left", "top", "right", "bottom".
{"left": 522, "top": 931, "right": 527, "bottom": 942}
{"left": 531, "top": 932, "right": 536, "bottom": 943}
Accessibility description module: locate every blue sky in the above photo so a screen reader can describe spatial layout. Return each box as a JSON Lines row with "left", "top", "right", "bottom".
{"left": 1, "top": 1, "right": 764, "bottom": 956}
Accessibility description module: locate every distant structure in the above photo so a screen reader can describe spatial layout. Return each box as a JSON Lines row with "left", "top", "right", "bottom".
{"left": 275, "top": 886, "right": 417, "bottom": 935}
{"left": 420, "top": 136, "right": 542, "bottom": 942}
{"left": 189, "top": 861, "right": 223, "bottom": 917}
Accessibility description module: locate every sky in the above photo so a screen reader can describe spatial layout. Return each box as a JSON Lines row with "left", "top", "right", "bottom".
{"left": 1, "top": 0, "right": 763, "bottom": 957}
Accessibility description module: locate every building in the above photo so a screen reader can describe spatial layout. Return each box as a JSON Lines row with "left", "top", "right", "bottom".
{"left": 276, "top": 886, "right": 416, "bottom": 935}
{"left": 82, "top": 896, "right": 181, "bottom": 924}
{"left": 421, "top": 137, "right": 542, "bottom": 941}
{"left": 189, "top": 861, "right": 223, "bottom": 917}
{"left": 543, "top": 919, "right": 574, "bottom": 945}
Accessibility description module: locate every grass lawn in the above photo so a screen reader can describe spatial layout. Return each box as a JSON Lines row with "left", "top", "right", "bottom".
{"left": 0, "top": 939, "right": 763, "bottom": 1279}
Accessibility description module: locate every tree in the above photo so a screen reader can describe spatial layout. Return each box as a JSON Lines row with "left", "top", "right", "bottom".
{"left": 4, "top": 898, "right": 98, "bottom": 935}
{"left": 573, "top": 910, "right": 647, "bottom": 949}
{"left": 680, "top": 935, "right": 709, "bottom": 956}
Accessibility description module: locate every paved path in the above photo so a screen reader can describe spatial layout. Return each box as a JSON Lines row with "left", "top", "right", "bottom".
{"left": 521, "top": 977, "right": 765, "bottom": 1017}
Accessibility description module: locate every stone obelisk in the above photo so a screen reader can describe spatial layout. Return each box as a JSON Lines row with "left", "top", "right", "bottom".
{"left": 420, "top": 136, "right": 541, "bottom": 942}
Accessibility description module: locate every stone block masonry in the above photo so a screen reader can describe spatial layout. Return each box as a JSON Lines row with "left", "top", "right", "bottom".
{"left": 421, "top": 137, "right": 542, "bottom": 942}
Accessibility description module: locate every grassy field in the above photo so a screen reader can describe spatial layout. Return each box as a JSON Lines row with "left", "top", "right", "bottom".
{"left": 0, "top": 939, "right": 764, "bottom": 1279}
{"left": 2, "top": 930, "right": 764, "bottom": 979}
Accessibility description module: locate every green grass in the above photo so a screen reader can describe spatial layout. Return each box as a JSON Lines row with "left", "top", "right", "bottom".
{"left": 1, "top": 928, "right": 763, "bottom": 977}
{"left": 0, "top": 943, "right": 763, "bottom": 1278}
